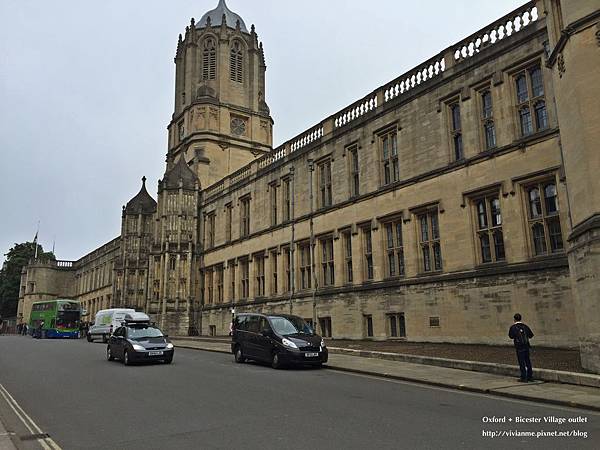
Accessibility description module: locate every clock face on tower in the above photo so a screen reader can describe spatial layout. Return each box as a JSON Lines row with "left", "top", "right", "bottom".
{"left": 230, "top": 117, "right": 247, "bottom": 136}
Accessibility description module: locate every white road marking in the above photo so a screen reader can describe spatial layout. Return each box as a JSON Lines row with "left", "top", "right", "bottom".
{"left": 0, "top": 383, "right": 62, "bottom": 449}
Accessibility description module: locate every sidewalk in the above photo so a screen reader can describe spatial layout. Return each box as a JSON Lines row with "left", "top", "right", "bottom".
{"left": 0, "top": 418, "right": 17, "bottom": 450}
{"left": 171, "top": 338, "right": 600, "bottom": 412}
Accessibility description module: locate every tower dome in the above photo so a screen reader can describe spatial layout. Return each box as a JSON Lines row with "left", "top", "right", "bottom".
{"left": 198, "top": 0, "right": 248, "bottom": 33}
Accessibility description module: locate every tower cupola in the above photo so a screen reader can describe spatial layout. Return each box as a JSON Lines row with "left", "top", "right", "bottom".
{"left": 198, "top": 0, "right": 248, "bottom": 33}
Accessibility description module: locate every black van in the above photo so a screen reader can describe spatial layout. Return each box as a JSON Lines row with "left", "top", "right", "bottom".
{"left": 231, "top": 313, "right": 328, "bottom": 369}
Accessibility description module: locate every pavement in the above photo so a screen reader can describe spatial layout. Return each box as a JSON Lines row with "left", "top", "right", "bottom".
{"left": 171, "top": 337, "right": 600, "bottom": 412}
{"left": 0, "top": 419, "right": 16, "bottom": 450}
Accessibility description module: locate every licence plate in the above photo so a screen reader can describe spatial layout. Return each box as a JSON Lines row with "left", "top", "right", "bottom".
{"left": 305, "top": 352, "right": 319, "bottom": 358}
{"left": 148, "top": 351, "right": 164, "bottom": 356}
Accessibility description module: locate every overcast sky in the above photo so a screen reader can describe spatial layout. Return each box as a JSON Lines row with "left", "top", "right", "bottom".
{"left": 0, "top": 0, "right": 525, "bottom": 266}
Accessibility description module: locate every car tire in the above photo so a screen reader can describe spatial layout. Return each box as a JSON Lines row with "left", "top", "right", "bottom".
{"left": 123, "top": 350, "right": 130, "bottom": 366}
{"left": 234, "top": 346, "right": 246, "bottom": 363}
{"left": 271, "top": 352, "right": 283, "bottom": 369}
{"left": 107, "top": 346, "right": 114, "bottom": 361}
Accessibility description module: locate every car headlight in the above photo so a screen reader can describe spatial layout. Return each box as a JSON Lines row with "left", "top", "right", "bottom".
{"left": 132, "top": 344, "right": 145, "bottom": 352}
{"left": 282, "top": 338, "right": 298, "bottom": 349}
{"left": 321, "top": 339, "right": 326, "bottom": 348}
{"left": 166, "top": 343, "right": 174, "bottom": 349}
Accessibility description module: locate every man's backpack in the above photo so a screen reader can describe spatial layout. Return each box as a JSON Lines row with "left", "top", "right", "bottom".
{"left": 514, "top": 325, "right": 529, "bottom": 347}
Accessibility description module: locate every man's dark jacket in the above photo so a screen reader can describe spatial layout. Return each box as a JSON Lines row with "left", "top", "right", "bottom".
{"left": 508, "top": 322, "right": 534, "bottom": 349}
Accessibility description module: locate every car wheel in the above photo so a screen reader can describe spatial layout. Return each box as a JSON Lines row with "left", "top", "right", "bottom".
{"left": 234, "top": 346, "right": 246, "bottom": 363}
{"left": 87, "top": 334, "right": 92, "bottom": 342}
{"left": 123, "top": 350, "right": 130, "bottom": 366}
{"left": 107, "top": 346, "right": 114, "bottom": 361}
{"left": 271, "top": 352, "right": 283, "bottom": 369}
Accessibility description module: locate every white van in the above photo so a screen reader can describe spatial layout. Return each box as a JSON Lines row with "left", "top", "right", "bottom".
{"left": 87, "top": 308, "right": 135, "bottom": 343}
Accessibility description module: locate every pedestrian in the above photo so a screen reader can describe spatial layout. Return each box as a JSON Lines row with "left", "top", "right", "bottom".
{"left": 508, "top": 313, "right": 534, "bottom": 382}
{"left": 23, "top": 323, "right": 28, "bottom": 336}
{"left": 36, "top": 320, "right": 44, "bottom": 339}
{"left": 17, "top": 323, "right": 22, "bottom": 335}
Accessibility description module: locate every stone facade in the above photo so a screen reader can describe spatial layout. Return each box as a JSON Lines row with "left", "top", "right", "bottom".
{"left": 17, "top": 1, "right": 600, "bottom": 372}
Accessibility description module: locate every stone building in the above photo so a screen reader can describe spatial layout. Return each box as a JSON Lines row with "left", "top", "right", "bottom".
{"left": 17, "top": 0, "right": 600, "bottom": 373}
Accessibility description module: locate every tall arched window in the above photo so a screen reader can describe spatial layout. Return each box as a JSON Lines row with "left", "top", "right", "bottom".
{"left": 230, "top": 40, "right": 243, "bottom": 83}
{"left": 202, "top": 38, "right": 216, "bottom": 80}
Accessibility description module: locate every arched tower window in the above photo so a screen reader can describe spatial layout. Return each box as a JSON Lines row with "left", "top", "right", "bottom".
{"left": 202, "top": 38, "right": 216, "bottom": 80}
{"left": 230, "top": 40, "right": 243, "bottom": 83}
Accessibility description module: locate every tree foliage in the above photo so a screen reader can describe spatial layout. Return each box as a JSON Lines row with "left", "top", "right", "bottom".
{"left": 0, "top": 242, "right": 55, "bottom": 317}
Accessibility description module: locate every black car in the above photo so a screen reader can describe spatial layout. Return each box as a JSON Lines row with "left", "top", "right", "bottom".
{"left": 106, "top": 314, "right": 174, "bottom": 365}
{"left": 231, "top": 313, "right": 328, "bottom": 369}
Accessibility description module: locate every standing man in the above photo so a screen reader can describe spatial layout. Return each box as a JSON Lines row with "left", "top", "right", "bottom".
{"left": 509, "top": 313, "right": 534, "bottom": 382}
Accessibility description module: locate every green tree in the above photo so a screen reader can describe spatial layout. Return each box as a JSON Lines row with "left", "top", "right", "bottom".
{"left": 0, "top": 242, "right": 55, "bottom": 317}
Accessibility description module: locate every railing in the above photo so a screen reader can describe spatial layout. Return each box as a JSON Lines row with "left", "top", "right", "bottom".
{"left": 453, "top": 2, "right": 538, "bottom": 63}
{"left": 334, "top": 93, "right": 378, "bottom": 128}
{"left": 229, "top": 164, "right": 252, "bottom": 186}
{"left": 290, "top": 124, "right": 324, "bottom": 152}
{"left": 200, "top": 1, "right": 542, "bottom": 201}
{"left": 258, "top": 144, "right": 287, "bottom": 169}
{"left": 384, "top": 54, "right": 445, "bottom": 103}
{"left": 56, "top": 260, "right": 74, "bottom": 268}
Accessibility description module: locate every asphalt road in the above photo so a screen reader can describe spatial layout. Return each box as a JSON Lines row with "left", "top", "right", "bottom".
{"left": 1, "top": 336, "right": 599, "bottom": 450}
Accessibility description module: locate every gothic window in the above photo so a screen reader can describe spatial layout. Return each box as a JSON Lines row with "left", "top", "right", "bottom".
{"left": 270, "top": 250, "right": 278, "bottom": 295}
{"left": 348, "top": 145, "right": 360, "bottom": 197}
{"left": 449, "top": 103, "right": 463, "bottom": 160}
{"left": 282, "top": 177, "right": 291, "bottom": 221}
{"left": 240, "top": 258, "right": 249, "bottom": 299}
{"left": 384, "top": 220, "right": 405, "bottom": 277}
{"left": 202, "top": 37, "right": 217, "bottom": 80}
{"left": 318, "top": 159, "right": 332, "bottom": 208}
{"left": 255, "top": 254, "right": 265, "bottom": 297}
{"left": 515, "top": 65, "right": 548, "bottom": 137}
{"left": 418, "top": 209, "right": 442, "bottom": 272}
{"left": 473, "top": 195, "right": 505, "bottom": 264}
{"left": 320, "top": 237, "right": 334, "bottom": 287}
{"left": 525, "top": 180, "right": 563, "bottom": 256}
{"left": 362, "top": 227, "right": 374, "bottom": 280}
{"left": 283, "top": 247, "right": 291, "bottom": 293}
{"left": 299, "top": 242, "right": 312, "bottom": 290}
{"left": 205, "top": 213, "right": 215, "bottom": 249}
{"left": 380, "top": 130, "right": 399, "bottom": 185}
{"left": 225, "top": 203, "right": 232, "bottom": 242}
{"left": 480, "top": 90, "right": 496, "bottom": 150}
{"left": 388, "top": 313, "right": 406, "bottom": 338}
{"left": 228, "top": 261, "right": 236, "bottom": 300}
{"left": 216, "top": 265, "right": 223, "bottom": 303}
{"left": 230, "top": 40, "right": 243, "bottom": 83}
{"left": 343, "top": 231, "right": 353, "bottom": 284}
{"left": 240, "top": 196, "right": 250, "bottom": 238}
{"left": 270, "top": 182, "right": 278, "bottom": 226}
{"left": 205, "top": 269, "right": 214, "bottom": 304}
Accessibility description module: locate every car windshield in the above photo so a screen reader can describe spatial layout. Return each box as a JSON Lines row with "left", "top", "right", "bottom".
{"left": 127, "top": 326, "right": 164, "bottom": 340}
{"left": 268, "top": 316, "right": 314, "bottom": 336}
